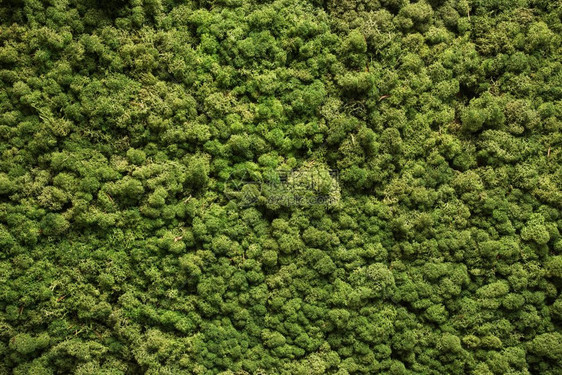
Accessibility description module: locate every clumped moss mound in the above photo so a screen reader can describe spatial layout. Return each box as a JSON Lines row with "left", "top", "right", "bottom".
{"left": 1, "top": 0, "right": 562, "bottom": 374}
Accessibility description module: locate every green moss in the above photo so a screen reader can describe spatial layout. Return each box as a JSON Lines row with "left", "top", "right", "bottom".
{"left": 1, "top": 0, "right": 562, "bottom": 373}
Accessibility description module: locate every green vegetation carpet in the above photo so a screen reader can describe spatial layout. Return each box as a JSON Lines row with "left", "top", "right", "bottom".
{"left": 1, "top": 0, "right": 562, "bottom": 373}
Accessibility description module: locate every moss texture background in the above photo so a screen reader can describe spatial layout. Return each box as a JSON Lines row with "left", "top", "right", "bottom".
{"left": 0, "top": 0, "right": 562, "bottom": 373}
